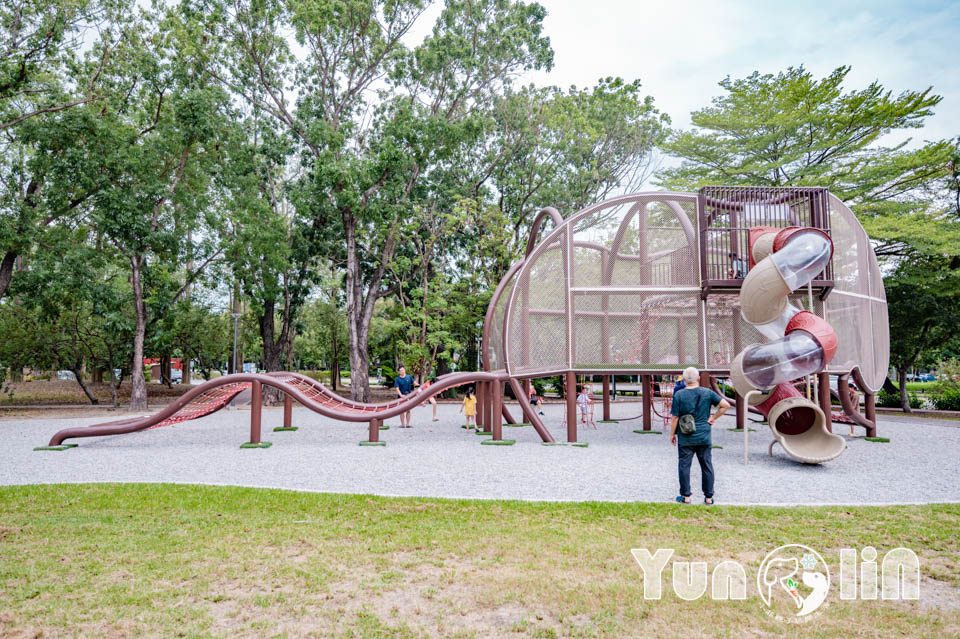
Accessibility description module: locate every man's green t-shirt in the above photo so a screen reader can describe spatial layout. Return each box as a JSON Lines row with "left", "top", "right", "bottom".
{"left": 671, "top": 386, "right": 723, "bottom": 447}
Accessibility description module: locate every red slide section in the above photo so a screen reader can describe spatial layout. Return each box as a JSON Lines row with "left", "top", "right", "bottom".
{"left": 46, "top": 370, "right": 553, "bottom": 446}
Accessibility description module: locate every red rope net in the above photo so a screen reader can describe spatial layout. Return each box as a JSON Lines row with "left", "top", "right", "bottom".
{"left": 148, "top": 373, "right": 434, "bottom": 431}
{"left": 148, "top": 382, "right": 251, "bottom": 429}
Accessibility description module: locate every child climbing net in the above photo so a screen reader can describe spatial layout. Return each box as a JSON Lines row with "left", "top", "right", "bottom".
{"left": 577, "top": 383, "right": 597, "bottom": 429}
{"left": 559, "top": 375, "right": 598, "bottom": 430}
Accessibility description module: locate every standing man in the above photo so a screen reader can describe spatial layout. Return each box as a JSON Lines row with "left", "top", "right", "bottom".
{"left": 394, "top": 365, "right": 416, "bottom": 428}
{"left": 669, "top": 366, "right": 729, "bottom": 505}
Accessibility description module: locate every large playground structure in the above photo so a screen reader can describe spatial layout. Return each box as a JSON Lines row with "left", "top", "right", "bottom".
{"left": 44, "top": 186, "right": 889, "bottom": 464}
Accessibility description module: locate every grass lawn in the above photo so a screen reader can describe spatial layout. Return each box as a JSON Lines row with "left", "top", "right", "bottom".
{"left": 0, "top": 484, "right": 957, "bottom": 638}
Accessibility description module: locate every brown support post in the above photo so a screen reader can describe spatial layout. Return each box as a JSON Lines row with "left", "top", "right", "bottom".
{"left": 865, "top": 392, "right": 877, "bottom": 438}
{"left": 699, "top": 370, "right": 711, "bottom": 389}
{"left": 492, "top": 382, "right": 502, "bottom": 441}
{"left": 249, "top": 380, "right": 262, "bottom": 444}
{"left": 483, "top": 382, "right": 492, "bottom": 431}
{"left": 736, "top": 392, "right": 746, "bottom": 430}
{"left": 642, "top": 374, "right": 652, "bottom": 431}
{"left": 477, "top": 382, "right": 486, "bottom": 431}
{"left": 566, "top": 371, "right": 577, "bottom": 443}
{"left": 370, "top": 419, "right": 381, "bottom": 443}
{"left": 818, "top": 372, "right": 832, "bottom": 433}
{"left": 602, "top": 376, "right": 611, "bottom": 421}
{"left": 283, "top": 393, "right": 293, "bottom": 428}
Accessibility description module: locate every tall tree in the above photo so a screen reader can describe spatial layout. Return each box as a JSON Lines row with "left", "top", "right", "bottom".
{"left": 0, "top": 0, "right": 125, "bottom": 300}
{"left": 218, "top": 114, "right": 313, "bottom": 400}
{"left": 657, "top": 65, "right": 953, "bottom": 256}
{"left": 90, "top": 6, "right": 229, "bottom": 409}
{"left": 217, "top": 0, "right": 554, "bottom": 400}
{"left": 886, "top": 256, "right": 960, "bottom": 411}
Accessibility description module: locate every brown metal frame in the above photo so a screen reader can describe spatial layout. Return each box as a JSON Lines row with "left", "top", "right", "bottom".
{"left": 47, "top": 370, "right": 514, "bottom": 447}
{"left": 697, "top": 186, "right": 834, "bottom": 300}
{"left": 47, "top": 188, "right": 880, "bottom": 451}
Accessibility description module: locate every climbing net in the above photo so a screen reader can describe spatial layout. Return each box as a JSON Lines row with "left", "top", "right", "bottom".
{"left": 148, "top": 382, "right": 251, "bottom": 429}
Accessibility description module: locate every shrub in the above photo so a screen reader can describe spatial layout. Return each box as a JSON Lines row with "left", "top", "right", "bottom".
{"left": 937, "top": 358, "right": 960, "bottom": 391}
{"left": 545, "top": 375, "right": 565, "bottom": 398}
{"left": 877, "top": 390, "right": 922, "bottom": 409}
{"left": 531, "top": 378, "right": 548, "bottom": 398}
{"left": 931, "top": 389, "right": 960, "bottom": 411}
{"left": 380, "top": 365, "right": 397, "bottom": 387}
{"left": 299, "top": 370, "right": 331, "bottom": 384}
{"left": 877, "top": 390, "right": 899, "bottom": 408}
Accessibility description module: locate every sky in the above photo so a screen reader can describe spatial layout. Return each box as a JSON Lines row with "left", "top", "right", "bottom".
{"left": 416, "top": 0, "right": 959, "bottom": 148}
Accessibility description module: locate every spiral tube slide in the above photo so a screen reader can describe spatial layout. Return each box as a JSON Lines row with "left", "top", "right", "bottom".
{"left": 730, "top": 227, "right": 846, "bottom": 464}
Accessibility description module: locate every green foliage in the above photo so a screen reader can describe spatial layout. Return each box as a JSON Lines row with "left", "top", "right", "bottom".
{"left": 877, "top": 390, "right": 922, "bottom": 409}
{"left": 936, "top": 358, "right": 960, "bottom": 391}
{"left": 886, "top": 256, "right": 960, "bottom": 381}
{"left": 931, "top": 389, "right": 960, "bottom": 411}
{"left": 658, "top": 65, "right": 954, "bottom": 256}
{"left": 531, "top": 378, "right": 547, "bottom": 398}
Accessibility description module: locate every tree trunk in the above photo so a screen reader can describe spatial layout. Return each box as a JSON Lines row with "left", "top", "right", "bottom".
{"left": 129, "top": 256, "right": 148, "bottom": 411}
{"left": 107, "top": 379, "right": 119, "bottom": 406}
{"left": 161, "top": 353, "right": 172, "bottom": 389}
{"left": 182, "top": 358, "right": 191, "bottom": 385}
{"left": 258, "top": 299, "right": 284, "bottom": 404}
{"left": 344, "top": 213, "right": 370, "bottom": 402}
{"left": 899, "top": 368, "right": 911, "bottom": 413}
{"left": 71, "top": 366, "right": 99, "bottom": 405}
{"left": 342, "top": 205, "right": 396, "bottom": 402}
{"left": 348, "top": 326, "right": 371, "bottom": 402}
{"left": 330, "top": 315, "right": 340, "bottom": 391}
{"left": 0, "top": 250, "right": 17, "bottom": 301}
{"left": 882, "top": 376, "right": 898, "bottom": 394}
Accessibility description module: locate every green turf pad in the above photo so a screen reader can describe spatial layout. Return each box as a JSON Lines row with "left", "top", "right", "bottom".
{"left": 632, "top": 429, "right": 662, "bottom": 434}
{"left": 359, "top": 441, "right": 387, "bottom": 446}
{"left": 726, "top": 428, "right": 757, "bottom": 432}
{"left": 712, "top": 445, "right": 723, "bottom": 449}
{"left": 475, "top": 430, "right": 493, "bottom": 436}
{"left": 480, "top": 439, "right": 516, "bottom": 446}
{"left": 33, "top": 444, "right": 78, "bottom": 451}
{"left": 504, "top": 423, "right": 531, "bottom": 427}
{"left": 379, "top": 425, "right": 390, "bottom": 430}
{"left": 273, "top": 426, "right": 298, "bottom": 432}
{"left": 865, "top": 436, "right": 891, "bottom": 443}
{"left": 240, "top": 442, "right": 272, "bottom": 449}
{"left": 598, "top": 419, "right": 619, "bottom": 423}
{"left": 540, "top": 442, "right": 589, "bottom": 447}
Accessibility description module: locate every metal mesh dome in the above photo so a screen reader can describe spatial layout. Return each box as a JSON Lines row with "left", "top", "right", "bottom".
{"left": 491, "top": 190, "right": 888, "bottom": 392}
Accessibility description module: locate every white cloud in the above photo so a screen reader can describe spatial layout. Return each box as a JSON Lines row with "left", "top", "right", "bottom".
{"left": 517, "top": 0, "right": 958, "bottom": 145}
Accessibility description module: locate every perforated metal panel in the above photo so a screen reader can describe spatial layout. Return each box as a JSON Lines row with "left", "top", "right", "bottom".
{"left": 504, "top": 193, "right": 702, "bottom": 375}
{"left": 506, "top": 228, "right": 569, "bottom": 374}
{"left": 823, "top": 195, "right": 889, "bottom": 391}
{"left": 497, "top": 190, "right": 887, "bottom": 390}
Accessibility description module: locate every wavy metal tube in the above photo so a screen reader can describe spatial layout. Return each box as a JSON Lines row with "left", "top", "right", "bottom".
{"left": 48, "top": 370, "right": 511, "bottom": 446}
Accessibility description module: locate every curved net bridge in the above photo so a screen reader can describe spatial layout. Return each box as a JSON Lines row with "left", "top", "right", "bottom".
{"left": 43, "top": 187, "right": 887, "bottom": 462}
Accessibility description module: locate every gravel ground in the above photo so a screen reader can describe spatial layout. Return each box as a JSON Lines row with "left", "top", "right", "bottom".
{"left": 2, "top": 402, "right": 958, "bottom": 505}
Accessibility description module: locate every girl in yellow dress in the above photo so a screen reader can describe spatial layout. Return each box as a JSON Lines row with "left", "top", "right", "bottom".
{"left": 460, "top": 387, "right": 477, "bottom": 428}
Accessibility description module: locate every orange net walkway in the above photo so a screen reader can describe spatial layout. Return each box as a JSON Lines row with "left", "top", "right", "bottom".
{"left": 148, "top": 382, "right": 251, "bottom": 429}
{"left": 146, "top": 373, "right": 446, "bottom": 432}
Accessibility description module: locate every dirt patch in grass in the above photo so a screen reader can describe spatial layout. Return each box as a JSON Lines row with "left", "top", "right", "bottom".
{"left": 0, "top": 379, "right": 192, "bottom": 406}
